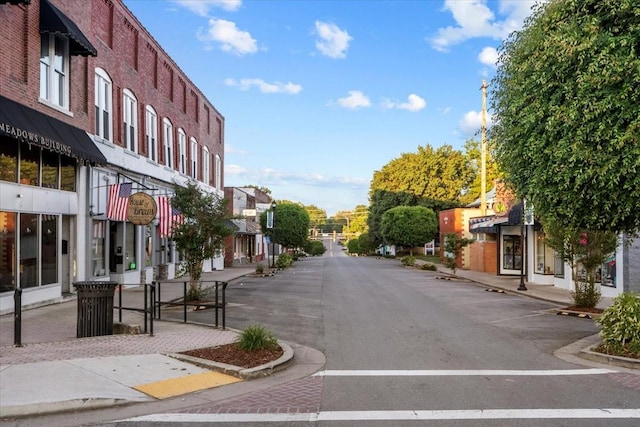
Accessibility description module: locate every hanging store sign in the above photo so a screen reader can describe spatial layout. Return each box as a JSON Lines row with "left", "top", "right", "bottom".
{"left": 127, "top": 192, "right": 157, "bottom": 225}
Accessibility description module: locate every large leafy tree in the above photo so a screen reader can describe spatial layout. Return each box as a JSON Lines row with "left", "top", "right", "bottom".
{"left": 380, "top": 206, "right": 438, "bottom": 256}
{"left": 305, "top": 204, "right": 327, "bottom": 233}
{"left": 171, "top": 181, "right": 234, "bottom": 293}
{"left": 490, "top": 0, "right": 640, "bottom": 234}
{"left": 370, "top": 144, "right": 474, "bottom": 204}
{"left": 260, "top": 202, "right": 310, "bottom": 249}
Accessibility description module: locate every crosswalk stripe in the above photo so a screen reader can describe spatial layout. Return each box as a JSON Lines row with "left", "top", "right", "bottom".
{"left": 313, "top": 368, "right": 616, "bottom": 377}
{"left": 121, "top": 408, "right": 640, "bottom": 423}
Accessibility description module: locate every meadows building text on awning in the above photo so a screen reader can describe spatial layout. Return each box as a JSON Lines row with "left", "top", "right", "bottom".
{"left": 0, "top": 95, "right": 107, "bottom": 165}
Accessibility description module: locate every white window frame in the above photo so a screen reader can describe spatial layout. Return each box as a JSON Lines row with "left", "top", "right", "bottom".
{"left": 190, "top": 137, "right": 198, "bottom": 180}
{"left": 123, "top": 89, "right": 138, "bottom": 153}
{"left": 163, "top": 118, "right": 173, "bottom": 168}
{"left": 145, "top": 106, "right": 158, "bottom": 162}
{"left": 202, "top": 146, "right": 210, "bottom": 185}
{"left": 94, "top": 68, "right": 113, "bottom": 142}
{"left": 178, "top": 128, "right": 186, "bottom": 174}
{"left": 215, "top": 154, "right": 221, "bottom": 191}
{"left": 40, "top": 33, "right": 69, "bottom": 109}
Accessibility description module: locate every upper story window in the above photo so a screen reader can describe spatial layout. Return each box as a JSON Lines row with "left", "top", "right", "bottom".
{"left": 163, "top": 118, "right": 173, "bottom": 168}
{"left": 40, "top": 33, "right": 69, "bottom": 109}
{"left": 190, "top": 137, "right": 198, "bottom": 180}
{"left": 145, "top": 106, "right": 158, "bottom": 162}
{"left": 215, "top": 154, "right": 221, "bottom": 191}
{"left": 123, "top": 89, "right": 138, "bottom": 153}
{"left": 178, "top": 128, "right": 186, "bottom": 174}
{"left": 202, "top": 147, "right": 210, "bottom": 185}
{"left": 94, "top": 68, "right": 112, "bottom": 142}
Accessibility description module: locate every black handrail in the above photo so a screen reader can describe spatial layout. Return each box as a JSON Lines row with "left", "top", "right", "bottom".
{"left": 14, "top": 288, "right": 22, "bottom": 347}
{"left": 152, "top": 280, "right": 229, "bottom": 330}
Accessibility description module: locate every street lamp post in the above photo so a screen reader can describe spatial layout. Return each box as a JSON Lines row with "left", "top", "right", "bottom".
{"left": 518, "top": 201, "right": 528, "bottom": 291}
{"left": 270, "top": 201, "right": 276, "bottom": 269}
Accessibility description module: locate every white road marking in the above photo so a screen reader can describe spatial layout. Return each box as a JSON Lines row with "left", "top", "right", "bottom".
{"left": 121, "top": 408, "right": 640, "bottom": 423}
{"left": 313, "top": 368, "right": 616, "bottom": 377}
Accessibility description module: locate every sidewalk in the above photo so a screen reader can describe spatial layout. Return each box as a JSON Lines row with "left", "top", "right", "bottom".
{"left": 0, "top": 264, "right": 613, "bottom": 419}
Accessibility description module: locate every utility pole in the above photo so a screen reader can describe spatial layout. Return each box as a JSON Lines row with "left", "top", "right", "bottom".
{"left": 480, "top": 80, "right": 488, "bottom": 216}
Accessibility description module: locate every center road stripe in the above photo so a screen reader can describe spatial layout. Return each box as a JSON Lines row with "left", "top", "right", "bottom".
{"left": 134, "top": 371, "right": 242, "bottom": 399}
{"left": 313, "top": 369, "right": 616, "bottom": 377}
{"left": 122, "top": 408, "right": 640, "bottom": 423}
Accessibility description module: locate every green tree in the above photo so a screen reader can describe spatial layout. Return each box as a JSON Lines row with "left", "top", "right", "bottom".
{"left": 370, "top": 144, "right": 474, "bottom": 204}
{"left": 170, "top": 181, "right": 235, "bottom": 295}
{"left": 443, "top": 232, "right": 475, "bottom": 275}
{"left": 357, "top": 232, "right": 375, "bottom": 255}
{"left": 460, "top": 139, "right": 500, "bottom": 205}
{"left": 490, "top": 0, "right": 640, "bottom": 234}
{"left": 305, "top": 204, "right": 327, "bottom": 235}
{"left": 380, "top": 206, "right": 438, "bottom": 256}
{"left": 544, "top": 222, "right": 619, "bottom": 308}
{"left": 350, "top": 205, "right": 369, "bottom": 235}
{"left": 260, "top": 202, "right": 310, "bottom": 250}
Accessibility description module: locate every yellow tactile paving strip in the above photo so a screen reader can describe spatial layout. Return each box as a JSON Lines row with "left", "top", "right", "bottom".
{"left": 134, "top": 371, "right": 243, "bottom": 399}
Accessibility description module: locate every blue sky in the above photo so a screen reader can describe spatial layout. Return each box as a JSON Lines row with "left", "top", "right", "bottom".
{"left": 123, "top": 0, "right": 541, "bottom": 216}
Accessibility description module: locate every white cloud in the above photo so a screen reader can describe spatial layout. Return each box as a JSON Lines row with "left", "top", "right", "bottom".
{"left": 478, "top": 46, "right": 499, "bottom": 67}
{"left": 313, "top": 21, "right": 352, "bottom": 59}
{"left": 430, "top": 0, "right": 541, "bottom": 52}
{"left": 438, "top": 106, "right": 452, "bottom": 115}
{"left": 172, "top": 0, "right": 241, "bottom": 16}
{"left": 225, "top": 78, "right": 302, "bottom": 94}
{"left": 335, "top": 91, "right": 371, "bottom": 109}
{"left": 224, "top": 144, "right": 246, "bottom": 155}
{"left": 197, "top": 19, "right": 257, "bottom": 55}
{"left": 390, "top": 94, "right": 427, "bottom": 112}
{"left": 459, "top": 110, "right": 494, "bottom": 135}
{"left": 225, "top": 165, "right": 368, "bottom": 188}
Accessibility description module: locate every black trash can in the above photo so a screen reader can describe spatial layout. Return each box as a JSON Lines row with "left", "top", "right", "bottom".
{"left": 73, "top": 281, "right": 118, "bottom": 338}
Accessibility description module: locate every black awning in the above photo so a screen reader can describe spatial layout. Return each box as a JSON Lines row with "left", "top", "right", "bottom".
{"left": 40, "top": 0, "right": 97, "bottom": 57}
{"left": 0, "top": 95, "right": 107, "bottom": 165}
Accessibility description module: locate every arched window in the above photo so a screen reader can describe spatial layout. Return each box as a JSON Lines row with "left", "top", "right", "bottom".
{"left": 190, "top": 137, "right": 198, "bottom": 180}
{"left": 145, "top": 106, "right": 158, "bottom": 162}
{"left": 178, "top": 129, "right": 186, "bottom": 174}
{"left": 123, "top": 89, "right": 138, "bottom": 153}
{"left": 163, "top": 118, "right": 173, "bottom": 168}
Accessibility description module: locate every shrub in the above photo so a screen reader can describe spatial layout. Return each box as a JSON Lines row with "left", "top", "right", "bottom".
{"left": 421, "top": 263, "right": 437, "bottom": 271}
{"left": 275, "top": 253, "right": 293, "bottom": 269}
{"left": 571, "top": 280, "right": 602, "bottom": 309}
{"left": 236, "top": 324, "right": 278, "bottom": 351}
{"left": 401, "top": 255, "right": 416, "bottom": 266}
{"left": 255, "top": 263, "right": 265, "bottom": 274}
{"left": 186, "top": 285, "right": 208, "bottom": 301}
{"left": 306, "top": 240, "right": 327, "bottom": 256}
{"left": 596, "top": 292, "right": 640, "bottom": 355}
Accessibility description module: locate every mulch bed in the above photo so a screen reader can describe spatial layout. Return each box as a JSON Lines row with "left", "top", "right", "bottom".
{"left": 561, "top": 306, "right": 604, "bottom": 314}
{"left": 180, "top": 343, "right": 284, "bottom": 369}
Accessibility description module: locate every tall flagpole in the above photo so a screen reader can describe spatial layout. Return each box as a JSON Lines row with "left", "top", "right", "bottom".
{"left": 480, "top": 80, "right": 488, "bottom": 216}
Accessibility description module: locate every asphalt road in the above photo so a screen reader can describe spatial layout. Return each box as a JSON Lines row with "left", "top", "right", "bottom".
{"left": 112, "top": 239, "right": 640, "bottom": 426}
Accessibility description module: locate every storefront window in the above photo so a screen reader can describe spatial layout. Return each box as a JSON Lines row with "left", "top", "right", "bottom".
{"left": 0, "top": 212, "right": 16, "bottom": 292}
{"left": 125, "top": 222, "right": 137, "bottom": 270}
{"left": 554, "top": 253, "right": 565, "bottom": 278}
{"left": 42, "top": 150, "right": 59, "bottom": 189}
{"left": 145, "top": 225, "right": 153, "bottom": 267}
{"left": 503, "top": 235, "right": 522, "bottom": 270}
{"left": 19, "top": 213, "right": 38, "bottom": 288}
{"left": 92, "top": 220, "right": 106, "bottom": 276}
{"left": 0, "top": 139, "right": 18, "bottom": 183}
{"left": 60, "top": 155, "right": 76, "bottom": 191}
{"left": 535, "top": 231, "right": 554, "bottom": 274}
{"left": 600, "top": 255, "right": 616, "bottom": 287}
{"left": 41, "top": 215, "right": 57, "bottom": 285}
{"left": 20, "top": 146, "right": 39, "bottom": 186}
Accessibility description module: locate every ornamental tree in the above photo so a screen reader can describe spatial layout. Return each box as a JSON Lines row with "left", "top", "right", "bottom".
{"left": 380, "top": 206, "right": 438, "bottom": 256}
{"left": 490, "top": 0, "right": 640, "bottom": 234}
{"left": 171, "top": 181, "right": 234, "bottom": 296}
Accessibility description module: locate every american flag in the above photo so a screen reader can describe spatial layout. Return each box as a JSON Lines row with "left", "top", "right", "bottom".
{"left": 107, "top": 183, "right": 132, "bottom": 221}
{"left": 158, "top": 196, "right": 183, "bottom": 238}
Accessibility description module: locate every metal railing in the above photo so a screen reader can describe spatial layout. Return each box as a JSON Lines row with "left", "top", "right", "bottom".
{"left": 153, "top": 280, "right": 229, "bottom": 329}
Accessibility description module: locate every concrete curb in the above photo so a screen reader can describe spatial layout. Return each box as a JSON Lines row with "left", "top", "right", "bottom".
{"left": 167, "top": 341, "right": 295, "bottom": 379}
{"left": 580, "top": 345, "right": 640, "bottom": 370}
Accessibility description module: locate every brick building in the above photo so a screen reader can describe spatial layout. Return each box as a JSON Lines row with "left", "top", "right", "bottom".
{"left": 0, "top": 0, "right": 225, "bottom": 313}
